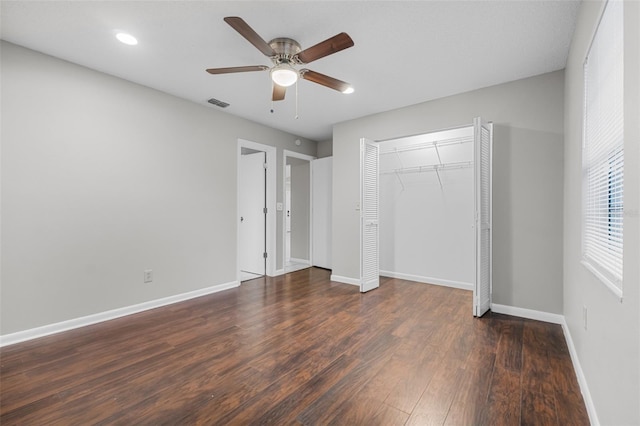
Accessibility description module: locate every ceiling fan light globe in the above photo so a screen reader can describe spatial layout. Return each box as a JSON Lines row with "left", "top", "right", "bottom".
{"left": 271, "top": 65, "right": 298, "bottom": 87}
{"left": 342, "top": 86, "right": 355, "bottom": 94}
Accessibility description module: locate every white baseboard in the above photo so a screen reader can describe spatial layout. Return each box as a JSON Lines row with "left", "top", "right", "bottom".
{"left": 289, "top": 258, "right": 310, "bottom": 265}
{"left": 330, "top": 274, "right": 360, "bottom": 287}
{"left": 272, "top": 269, "right": 286, "bottom": 276}
{"left": 0, "top": 280, "right": 240, "bottom": 347}
{"left": 490, "top": 303, "right": 564, "bottom": 324}
{"left": 560, "top": 319, "right": 600, "bottom": 426}
{"left": 379, "top": 270, "right": 473, "bottom": 291}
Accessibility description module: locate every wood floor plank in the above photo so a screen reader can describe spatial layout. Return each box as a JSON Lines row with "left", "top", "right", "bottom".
{"left": 0, "top": 268, "right": 589, "bottom": 424}
{"left": 247, "top": 354, "right": 361, "bottom": 424}
{"left": 521, "top": 391, "right": 558, "bottom": 426}
{"left": 385, "top": 345, "right": 449, "bottom": 416}
{"left": 494, "top": 314, "right": 524, "bottom": 372}
{"left": 485, "top": 366, "right": 522, "bottom": 425}
{"left": 549, "top": 353, "right": 590, "bottom": 426}
{"left": 445, "top": 352, "right": 496, "bottom": 425}
{"left": 482, "top": 314, "right": 525, "bottom": 425}
{"left": 296, "top": 347, "right": 397, "bottom": 424}
{"left": 405, "top": 364, "right": 465, "bottom": 425}
{"left": 522, "top": 321, "right": 556, "bottom": 396}
{"left": 370, "top": 403, "right": 411, "bottom": 425}
{"left": 322, "top": 354, "right": 411, "bottom": 424}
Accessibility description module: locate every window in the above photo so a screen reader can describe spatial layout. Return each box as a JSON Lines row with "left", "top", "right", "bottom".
{"left": 582, "top": 0, "right": 624, "bottom": 297}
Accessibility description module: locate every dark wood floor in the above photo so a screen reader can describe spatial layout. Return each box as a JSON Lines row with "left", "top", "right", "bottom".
{"left": 1, "top": 267, "right": 588, "bottom": 425}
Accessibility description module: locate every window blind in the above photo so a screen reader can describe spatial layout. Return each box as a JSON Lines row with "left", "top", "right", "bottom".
{"left": 582, "top": 0, "right": 624, "bottom": 294}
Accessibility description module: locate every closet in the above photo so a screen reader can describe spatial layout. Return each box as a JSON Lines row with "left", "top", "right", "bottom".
{"left": 360, "top": 117, "right": 492, "bottom": 316}
{"left": 379, "top": 126, "right": 475, "bottom": 289}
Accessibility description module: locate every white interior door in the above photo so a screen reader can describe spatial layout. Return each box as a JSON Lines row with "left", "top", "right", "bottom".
{"left": 285, "top": 165, "right": 291, "bottom": 263}
{"left": 360, "top": 138, "right": 380, "bottom": 293}
{"left": 283, "top": 152, "right": 314, "bottom": 271}
{"left": 240, "top": 151, "right": 266, "bottom": 275}
{"left": 473, "top": 117, "right": 493, "bottom": 317}
{"left": 312, "top": 157, "right": 332, "bottom": 269}
{"left": 285, "top": 165, "right": 291, "bottom": 233}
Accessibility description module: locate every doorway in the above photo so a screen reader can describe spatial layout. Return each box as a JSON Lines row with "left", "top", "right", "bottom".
{"left": 283, "top": 150, "right": 315, "bottom": 273}
{"left": 237, "top": 140, "right": 276, "bottom": 282}
{"left": 239, "top": 148, "right": 265, "bottom": 281}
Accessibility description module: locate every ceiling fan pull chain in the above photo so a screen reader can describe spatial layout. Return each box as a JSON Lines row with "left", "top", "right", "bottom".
{"left": 271, "top": 99, "right": 274, "bottom": 114}
{"left": 295, "top": 80, "right": 299, "bottom": 120}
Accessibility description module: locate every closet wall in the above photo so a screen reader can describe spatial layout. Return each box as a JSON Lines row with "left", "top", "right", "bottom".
{"left": 379, "top": 127, "right": 475, "bottom": 289}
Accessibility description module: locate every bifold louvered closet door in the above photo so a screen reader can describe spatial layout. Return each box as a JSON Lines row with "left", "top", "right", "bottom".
{"left": 360, "top": 138, "right": 380, "bottom": 293}
{"left": 474, "top": 117, "right": 493, "bottom": 317}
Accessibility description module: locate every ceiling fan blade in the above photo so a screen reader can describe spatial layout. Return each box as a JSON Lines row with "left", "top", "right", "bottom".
{"left": 206, "top": 65, "right": 268, "bottom": 74}
{"left": 272, "top": 84, "right": 286, "bottom": 101}
{"left": 224, "top": 17, "right": 276, "bottom": 57}
{"left": 295, "top": 32, "right": 354, "bottom": 64}
{"left": 300, "top": 69, "right": 352, "bottom": 93}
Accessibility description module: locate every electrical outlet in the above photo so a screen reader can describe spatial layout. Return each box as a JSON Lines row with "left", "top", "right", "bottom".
{"left": 144, "top": 269, "right": 153, "bottom": 283}
{"left": 583, "top": 305, "right": 588, "bottom": 330}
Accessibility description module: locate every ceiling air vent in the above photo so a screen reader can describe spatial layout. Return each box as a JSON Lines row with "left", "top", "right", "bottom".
{"left": 207, "top": 98, "right": 230, "bottom": 108}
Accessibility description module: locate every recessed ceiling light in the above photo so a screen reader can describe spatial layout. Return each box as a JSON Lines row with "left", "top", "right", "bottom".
{"left": 116, "top": 32, "right": 138, "bottom": 46}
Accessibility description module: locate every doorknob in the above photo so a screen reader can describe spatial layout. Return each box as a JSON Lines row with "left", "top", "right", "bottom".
{"left": 240, "top": 216, "right": 244, "bottom": 222}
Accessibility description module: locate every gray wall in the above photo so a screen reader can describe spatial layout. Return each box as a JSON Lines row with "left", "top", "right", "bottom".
{"left": 563, "top": 1, "right": 640, "bottom": 424}
{"left": 316, "top": 139, "right": 333, "bottom": 158}
{"left": 333, "top": 70, "right": 565, "bottom": 314}
{"left": 0, "top": 42, "right": 316, "bottom": 335}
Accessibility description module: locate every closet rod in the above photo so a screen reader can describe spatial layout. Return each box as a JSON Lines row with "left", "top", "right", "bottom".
{"left": 380, "top": 160, "right": 473, "bottom": 175}
{"left": 376, "top": 123, "right": 473, "bottom": 143}
{"left": 380, "top": 136, "right": 473, "bottom": 155}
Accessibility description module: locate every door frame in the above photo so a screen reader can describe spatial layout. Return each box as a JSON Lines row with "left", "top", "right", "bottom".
{"left": 237, "top": 139, "right": 277, "bottom": 281}
{"left": 282, "top": 150, "right": 315, "bottom": 270}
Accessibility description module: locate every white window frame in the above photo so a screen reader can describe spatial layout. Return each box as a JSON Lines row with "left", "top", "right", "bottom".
{"left": 582, "top": 0, "right": 624, "bottom": 299}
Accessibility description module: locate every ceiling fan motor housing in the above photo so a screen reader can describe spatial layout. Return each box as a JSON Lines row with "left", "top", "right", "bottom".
{"left": 269, "top": 38, "right": 302, "bottom": 65}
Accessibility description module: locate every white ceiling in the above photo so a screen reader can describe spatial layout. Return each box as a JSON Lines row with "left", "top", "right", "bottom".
{"left": 0, "top": 1, "right": 580, "bottom": 141}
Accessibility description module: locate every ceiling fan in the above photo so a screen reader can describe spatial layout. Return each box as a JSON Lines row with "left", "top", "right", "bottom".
{"left": 206, "top": 17, "right": 355, "bottom": 102}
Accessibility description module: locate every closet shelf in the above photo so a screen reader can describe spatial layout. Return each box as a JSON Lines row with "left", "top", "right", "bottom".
{"left": 379, "top": 136, "right": 473, "bottom": 155}
{"left": 380, "top": 160, "right": 473, "bottom": 175}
